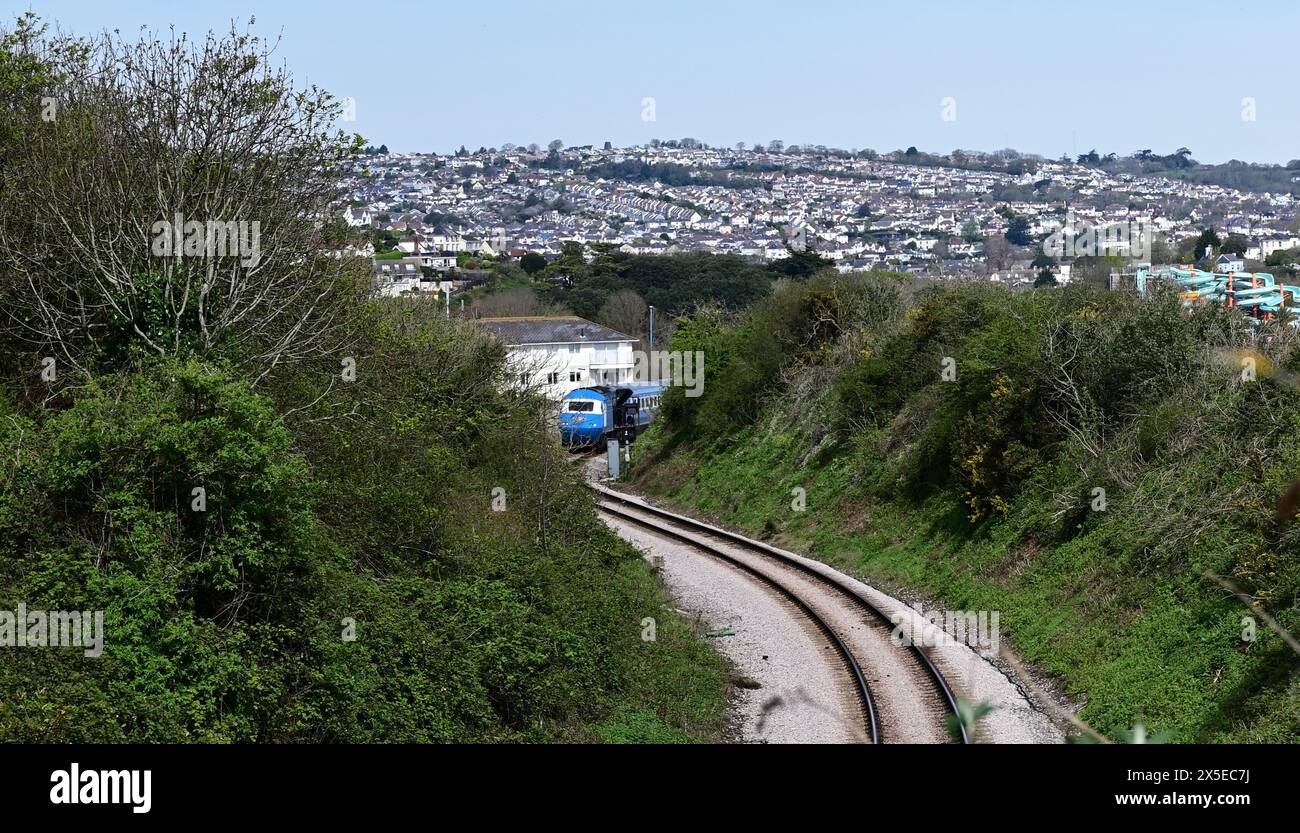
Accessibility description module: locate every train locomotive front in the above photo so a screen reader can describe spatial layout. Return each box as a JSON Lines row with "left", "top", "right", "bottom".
{"left": 559, "top": 387, "right": 611, "bottom": 447}
{"left": 559, "top": 384, "right": 665, "bottom": 448}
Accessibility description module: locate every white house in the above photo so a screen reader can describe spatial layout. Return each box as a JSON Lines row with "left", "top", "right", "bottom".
{"left": 477, "top": 316, "right": 636, "bottom": 400}
{"left": 426, "top": 230, "right": 468, "bottom": 252}
{"left": 344, "top": 206, "right": 372, "bottom": 227}
{"left": 1215, "top": 253, "right": 1246, "bottom": 273}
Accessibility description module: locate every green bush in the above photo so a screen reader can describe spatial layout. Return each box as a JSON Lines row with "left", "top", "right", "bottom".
{"left": 0, "top": 307, "right": 729, "bottom": 742}
{"left": 635, "top": 275, "right": 1300, "bottom": 742}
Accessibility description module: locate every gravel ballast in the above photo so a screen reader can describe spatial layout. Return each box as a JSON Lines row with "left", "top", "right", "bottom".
{"left": 593, "top": 470, "right": 1065, "bottom": 744}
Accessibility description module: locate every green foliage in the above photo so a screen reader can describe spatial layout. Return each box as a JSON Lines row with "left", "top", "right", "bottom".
{"left": 543, "top": 250, "right": 772, "bottom": 319}
{"left": 1193, "top": 228, "right": 1223, "bottom": 260}
{"left": 767, "top": 247, "right": 836, "bottom": 280}
{"left": 0, "top": 359, "right": 319, "bottom": 740}
{"left": 1004, "top": 214, "right": 1033, "bottom": 246}
{"left": 635, "top": 276, "right": 1300, "bottom": 742}
{"left": 519, "top": 251, "right": 547, "bottom": 274}
{"left": 661, "top": 271, "right": 910, "bottom": 445}
{"left": 948, "top": 698, "right": 996, "bottom": 741}
{"left": 0, "top": 305, "right": 728, "bottom": 742}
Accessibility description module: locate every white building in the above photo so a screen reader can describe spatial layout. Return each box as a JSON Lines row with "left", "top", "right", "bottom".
{"left": 478, "top": 316, "right": 636, "bottom": 400}
{"left": 344, "top": 206, "right": 372, "bottom": 227}
{"left": 425, "top": 230, "right": 468, "bottom": 252}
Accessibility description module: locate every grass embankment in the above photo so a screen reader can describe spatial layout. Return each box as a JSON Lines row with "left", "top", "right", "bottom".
{"left": 632, "top": 273, "right": 1300, "bottom": 742}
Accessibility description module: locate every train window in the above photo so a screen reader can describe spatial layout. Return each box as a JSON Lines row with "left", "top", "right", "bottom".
{"left": 567, "top": 401, "right": 595, "bottom": 412}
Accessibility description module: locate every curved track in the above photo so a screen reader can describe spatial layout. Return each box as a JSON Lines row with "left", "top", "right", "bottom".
{"left": 593, "top": 483, "right": 969, "bottom": 744}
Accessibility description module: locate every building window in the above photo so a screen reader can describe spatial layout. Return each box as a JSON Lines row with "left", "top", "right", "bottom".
{"left": 519, "top": 373, "right": 531, "bottom": 385}
{"left": 568, "top": 344, "right": 580, "bottom": 354}
{"left": 547, "top": 372, "right": 559, "bottom": 384}
{"left": 570, "top": 370, "right": 582, "bottom": 382}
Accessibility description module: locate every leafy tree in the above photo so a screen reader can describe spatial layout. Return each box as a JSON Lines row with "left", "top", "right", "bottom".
{"left": 768, "top": 247, "right": 835, "bottom": 280}
{"left": 596, "top": 289, "right": 648, "bottom": 342}
{"left": 1222, "top": 234, "right": 1249, "bottom": 257}
{"left": 0, "top": 19, "right": 366, "bottom": 378}
{"left": 1005, "top": 215, "right": 1033, "bottom": 246}
{"left": 1264, "top": 247, "right": 1299, "bottom": 277}
{"left": 519, "top": 252, "right": 547, "bottom": 275}
{"left": 1031, "top": 251, "right": 1056, "bottom": 270}
{"left": 1193, "top": 227, "right": 1223, "bottom": 260}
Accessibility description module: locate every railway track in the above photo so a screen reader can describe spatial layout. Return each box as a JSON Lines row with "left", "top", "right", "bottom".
{"left": 592, "top": 482, "right": 969, "bottom": 744}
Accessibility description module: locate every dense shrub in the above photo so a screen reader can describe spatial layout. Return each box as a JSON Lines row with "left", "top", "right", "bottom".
{"left": 662, "top": 271, "right": 911, "bottom": 443}
{"left": 638, "top": 275, "right": 1300, "bottom": 741}
{"left": 0, "top": 307, "right": 728, "bottom": 742}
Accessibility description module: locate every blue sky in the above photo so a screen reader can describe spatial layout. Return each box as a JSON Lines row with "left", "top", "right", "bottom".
{"left": 9, "top": 0, "right": 1300, "bottom": 163}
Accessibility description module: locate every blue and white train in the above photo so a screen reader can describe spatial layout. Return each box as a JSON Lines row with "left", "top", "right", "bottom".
{"left": 559, "top": 384, "right": 666, "bottom": 448}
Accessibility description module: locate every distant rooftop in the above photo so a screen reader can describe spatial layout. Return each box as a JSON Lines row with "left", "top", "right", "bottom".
{"left": 477, "top": 315, "right": 633, "bottom": 345}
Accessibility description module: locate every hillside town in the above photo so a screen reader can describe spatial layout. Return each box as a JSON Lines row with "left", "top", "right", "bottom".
{"left": 338, "top": 141, "right": 1300, "bottom": 295}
